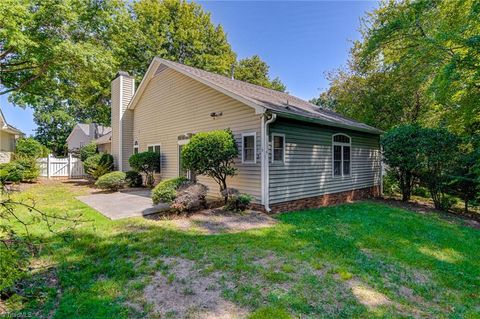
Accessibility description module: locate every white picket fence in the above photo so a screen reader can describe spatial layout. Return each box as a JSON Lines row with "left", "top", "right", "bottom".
{"left": 38, "top": 154, "right": 87, "bottom": 179}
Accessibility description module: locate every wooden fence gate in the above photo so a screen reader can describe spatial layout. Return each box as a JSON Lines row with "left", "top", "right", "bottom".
{"left": 38, "top": 154, "right": 87, "bottom": 179}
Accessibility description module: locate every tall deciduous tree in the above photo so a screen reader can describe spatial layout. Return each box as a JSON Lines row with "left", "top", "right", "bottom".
{"left": 0, "top": 0, "right": 125, "bottom": 117}
{"left": 314, "top": 0, "right": 480, "bottom": 135}
{"left": 1, "top": 0, "right": 286, "bottom": 149}
{"left": 234, "top": 55, "right": 286, "bottom": 92}
{"left": 119, "top": 0, "right": 237, "bottom": 79}
{"left": 33, "top": 103, "right": 76, "bottom": 156}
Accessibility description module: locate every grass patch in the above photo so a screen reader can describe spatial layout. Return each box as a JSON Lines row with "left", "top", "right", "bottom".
{"left": 2, "top": 181, "right": 480, "bottom": 318}
{"left": 248, "top": 306, "right": 292, "bottom": 319}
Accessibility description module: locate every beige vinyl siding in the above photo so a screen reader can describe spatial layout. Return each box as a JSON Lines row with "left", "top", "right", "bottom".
{"left": 269, "top": 118, "right": 381, "bottom": 204}
{"left": 0, "top": 131, "right": 15, "bottom": 152}
{"left": 66, "top": 126, "right": 89, "bottom": 151}
{"left": 111, "top": 78, "right": 120, "bottom": 169}
{"left": 133, "top": 68, "right": 262, "bottom": 201}
{"left": 122, "top": 110, "right": 134, "bottom": 171}
{"left": 112, "top": 74, "right": 135, "bottom": 171}
{"left": 97, "top": 143, "right": 111, "bottom": 154}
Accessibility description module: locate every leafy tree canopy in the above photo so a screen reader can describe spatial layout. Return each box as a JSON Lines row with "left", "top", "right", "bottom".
{"left": 313, "top": 0, "right": 480, "bottom": 135}
{"left": 0, "top": 0, "right": 286, "bottom": 150}
{"left": 234, "top": 55, "right": 287, "bottom": 92}
{"left": 33, "top": 103, "right": 76, "bottom": 156}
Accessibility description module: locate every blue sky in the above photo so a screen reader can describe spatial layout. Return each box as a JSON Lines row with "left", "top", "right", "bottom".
{"left": 2, "top": 0, "right": 377, "bottom": 136}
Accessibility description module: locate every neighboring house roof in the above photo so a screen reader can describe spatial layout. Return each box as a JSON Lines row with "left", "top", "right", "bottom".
{"left": 93, "top": 131, "right": 111, "bottom": 145}
{"left": 0, "top": 107, "right": 24, "bottom": 136}
{"left": 66, "top": 123, "right": 112, "bottom": 142}
{"left": 128, "top": 57, "right": 382, "bottom": 135}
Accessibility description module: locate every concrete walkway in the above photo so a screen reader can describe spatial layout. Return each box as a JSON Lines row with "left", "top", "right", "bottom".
{"left": 77, "top": 190, "right": 169, "bottom": 220}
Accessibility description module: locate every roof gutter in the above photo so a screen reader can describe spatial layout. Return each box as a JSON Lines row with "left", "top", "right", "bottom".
{"left": 261, "top": 112, "right": 277, "bottom": 212}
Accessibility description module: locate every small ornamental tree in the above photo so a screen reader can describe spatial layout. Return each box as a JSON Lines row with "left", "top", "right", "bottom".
{"left": 128, "top": 151, "right": 160, "bottom": 187}
{"left": 181, "top": 129, "right": 239, "bottom": 200}
{"left": 381, "top": 125, "right": 423, "bottom": 201}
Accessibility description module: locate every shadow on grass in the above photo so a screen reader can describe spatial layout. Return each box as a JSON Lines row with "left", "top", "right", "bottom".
{"left": 6, "top": 201, "right": 480, "bottom": 318}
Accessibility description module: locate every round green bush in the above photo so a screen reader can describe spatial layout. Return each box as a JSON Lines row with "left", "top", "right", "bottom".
{"left": 14, "top": 158, "right": 39, "bottom": 182}
{"left": 95, "top": 171, "right": 126, "bottom": 191}
{"left": 15, "top": 137, "right": 46, "bottom": 159}
{"left": 0, "top": 162, "right": 25, "bottom": 183}
{"left": 152, "top": 177, "right": 188, "bottom": 204}
{"left": 224, "top": 191, "right": 253, "bottom": 212}
{"left": 126, "top": 170, "right": 143, "bottom": 187}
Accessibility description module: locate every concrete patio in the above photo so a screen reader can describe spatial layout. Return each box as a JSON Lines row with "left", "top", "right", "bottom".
{"left": 77, "top": 190, "right": 169, "bottom": 220}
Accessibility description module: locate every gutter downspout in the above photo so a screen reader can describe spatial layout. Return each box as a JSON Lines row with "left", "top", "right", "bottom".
{"left": 261, "top": 112, "right": 277, "bottom": 212}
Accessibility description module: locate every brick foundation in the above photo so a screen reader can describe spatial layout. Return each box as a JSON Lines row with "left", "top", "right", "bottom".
{"left": 254, "top": 186, "right": 381, "bottom": 213}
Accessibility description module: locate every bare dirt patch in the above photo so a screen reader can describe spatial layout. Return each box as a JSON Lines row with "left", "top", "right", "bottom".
{"left": 165, "top": 209, "right": 277, "bottom": 234}
{"left": 346, "top": 279, "right": 392, "bottom": 309}
{"left": 143, "top": 257, "right": 248, "bottom": 319}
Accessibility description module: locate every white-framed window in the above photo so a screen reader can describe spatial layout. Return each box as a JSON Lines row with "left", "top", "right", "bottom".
{"left": 133, "top": 140, "right": 139, "bottom": 154}
{"left": 242, "top": 132, "right": 256, "bottom": 163}
{"left": 332, "top": 134, "right": 351, "bottom": 177}
{"left": 271, "top": 133, "right": 285, "bottom": 163}
{"left": 147, "top": 144, "right": 161, "bottom": 173}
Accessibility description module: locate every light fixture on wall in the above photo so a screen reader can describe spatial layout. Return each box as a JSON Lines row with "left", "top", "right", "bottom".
{"left": 210, "top": 111, "right": 223, "bottom": 119}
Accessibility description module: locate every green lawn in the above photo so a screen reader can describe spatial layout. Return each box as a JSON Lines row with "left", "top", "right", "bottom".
{"left": 3, "top": 181, "right": 480, "bottom": 318}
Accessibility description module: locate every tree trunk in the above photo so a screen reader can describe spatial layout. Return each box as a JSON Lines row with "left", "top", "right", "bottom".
{"left": 220, "top": 178, "right": 228, "bottom": 203}
{"left": 400, "top": 171, "right": 412, "bottom": 201}
{"left": 464, "top": 200, "right": 469, "bottom": 214}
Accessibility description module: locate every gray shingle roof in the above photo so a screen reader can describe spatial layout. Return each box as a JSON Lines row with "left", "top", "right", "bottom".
{"left": 76, "top": 124, "right": 111, "bottom": 138}
{"left": 94, "top": 131, "right": 111, "bottom": 145}
{"left": 158, "top": 58, "right": 382, "bottom": 135}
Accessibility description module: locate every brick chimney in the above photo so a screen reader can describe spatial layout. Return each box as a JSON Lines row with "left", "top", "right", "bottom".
{"left": 111, "top": 71, "right": 135, "bottom": 171}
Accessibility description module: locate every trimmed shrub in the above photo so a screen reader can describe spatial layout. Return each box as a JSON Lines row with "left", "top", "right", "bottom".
{"left": 126, "top": 171, "right": 143, "bottom": 187}
{"left": 84, "top": 153, "right": 113, "bottom": 179}
{"left": 152, "top": 177, "right": 188, "bottom": 204}
{"left": 222, "top": 187, "right": 253, "bottom": 212}
{"left": 129, "top": 151, "right": 160, "bottom": 187}
{"left": 79, "top": 141, "right": 97, "bottom": 161}
{"left": 95, "top": 171, "right": 126, "bottom": 191}
{"left": 15, "top": 137, "right": 46, "bottom": 159}
{"left": 0, "top": 162, "right": 24, "bottom": 184}
{"left": 14, "top": 158, "right": 39, "bottom": 182}
{"left": 171, "top": 183, "right": 208, "bottom": 212}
